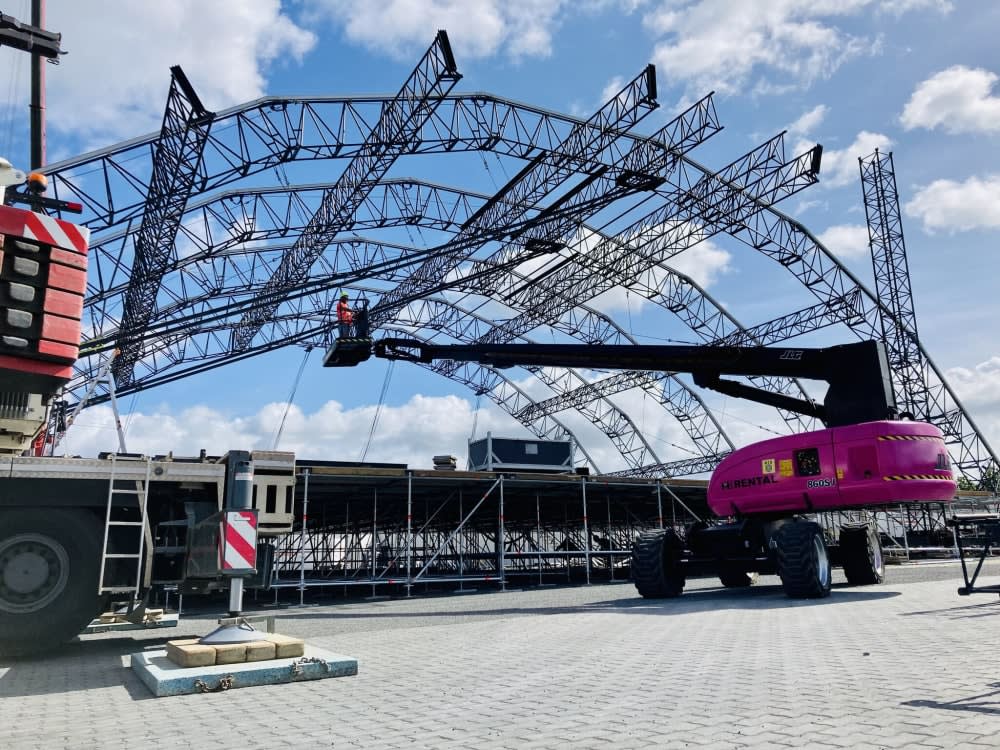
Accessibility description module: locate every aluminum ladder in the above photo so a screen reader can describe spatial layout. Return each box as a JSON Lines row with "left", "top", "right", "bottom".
{"left": 98, "top": 453, "right": 153, "bottom": 600}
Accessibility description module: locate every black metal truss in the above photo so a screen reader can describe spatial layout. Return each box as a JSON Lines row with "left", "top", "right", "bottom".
{"left": 378, "top": 325, "right": 603, "bottom": 473}
{"left": 83, "top": 180, "right": 489, "bottom": 315}
{"left": 465, "top": 133, "right": 819, "bottom": 349}
{"left": 389, "top": 293, "right": 730, "bottom": 473}
{"left": 512, "top": 268, "right": 831, "bottom": 431}
{"left": 113, "top": 67, "right": 214, "bottom": 387}
{"left": 860, "top": 150, "right": 929, "bottom": 420}
{"left": 45, "top": 57, "right": 995, "bottom": 484}
{"left": 231, "top": 31, "right": 462, "bottom": 351}
{"left": 72, "top": 149, "right": 819, "bottom": 474}
{"left": 76, "top": 172, "right": 735, "bottom": 473}
{"left": 390, "top": 297, "right": 649, "bottom": 470}
{"left": 607, "top": 453, "right": 732, "bottom": 478}
{"left": 368, "top": 66, "right": 663, "bottom": 330}
{"left": 724, "top": 202, "right": 999, "bottom": 488}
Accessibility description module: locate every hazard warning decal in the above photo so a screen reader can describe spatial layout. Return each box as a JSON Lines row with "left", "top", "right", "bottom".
{"left": 219, "top": 510, "right": 258, "bottom": 573}
{"left": 19, "top": 209, "right": 90, "bottom": 253}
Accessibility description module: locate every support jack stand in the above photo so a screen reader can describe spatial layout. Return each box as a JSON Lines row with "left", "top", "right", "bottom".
{"left": 948, "top": 514, "right": 1000, "bottom": 596}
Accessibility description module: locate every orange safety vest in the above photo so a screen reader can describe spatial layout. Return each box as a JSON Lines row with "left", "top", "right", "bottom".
{"left": 336, "top": 300, "right": 353, "bottom": 323}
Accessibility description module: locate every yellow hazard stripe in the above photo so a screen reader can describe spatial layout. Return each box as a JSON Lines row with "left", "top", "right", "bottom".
{"left": 877, "top": 434, "right": 941, "bottom": 441}
{"left": 883, "top": 474, "right": 952, "bottom": 481}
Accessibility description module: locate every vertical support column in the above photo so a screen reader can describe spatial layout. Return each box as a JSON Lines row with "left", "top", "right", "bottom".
{"left": 656, "top": 481, "right": 664, "bottom": 529}
{"left": 499, "top": 474, "right": 506, "bottom": 591}
{"left": 582, "top": 477, "right": 591, "bottom": 585}
{"left": 30, "top": 0, "right": 46, "bottom": 170}
{"left": 606, "top": 494, "right": 614, "bottom": 581}
{"left": 406, "top": 471, "right": 413, "bottom": 597}
{"left": 371, "top": 487, "right": 377, "bottom": 586}
{"left": 536, "top": 492, "right": 543, "bottom": 586}
{"left": 458, "top": 489, "right": 465, "bottom": 591}
{"left": 298, "top": 468, "right": 310, "bottom": 607}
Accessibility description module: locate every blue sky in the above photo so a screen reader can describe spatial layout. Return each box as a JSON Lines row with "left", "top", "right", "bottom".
{"left": 2, "top": 0, "right": 999, "bottom": 471}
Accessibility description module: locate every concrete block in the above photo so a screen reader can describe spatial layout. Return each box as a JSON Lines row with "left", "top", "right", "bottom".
{"left": 264, "top": 633, "right": 305, "bottom": 658}
{"left": 213, "top": 643, "right": 248, "bottom": 665}
{"left": 245, "top": 640, "right": 277, "bottom": 662}
{"left": 130, "top": 645, "right": 359, "bottom": 697}
{"left": 166, "top": 639, "right": 216, "bottom": 668}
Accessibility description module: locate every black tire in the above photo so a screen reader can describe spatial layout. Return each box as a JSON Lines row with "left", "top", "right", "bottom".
{"left": 719, "top": 567, "right": 759, "bottom": 588}
{"left": 775, "top": 521, "right": 832, "bottom": 599}
{"left": 0, "top": 508, "right": 104, "bottom": 655}
{"left": 631, "top": 529, "right": 685, "bottom": 598}
{"left": 840, "top": 525, "right": 885, "bottom": 586}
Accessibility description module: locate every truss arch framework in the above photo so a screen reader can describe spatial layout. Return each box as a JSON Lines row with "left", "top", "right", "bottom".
{"left": 44, "top": 32, "right": 997, "bottom": 486}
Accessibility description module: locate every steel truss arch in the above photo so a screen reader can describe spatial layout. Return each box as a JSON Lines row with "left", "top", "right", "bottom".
{"left": 377, "top": 326, "right": 602, "bottom": 473}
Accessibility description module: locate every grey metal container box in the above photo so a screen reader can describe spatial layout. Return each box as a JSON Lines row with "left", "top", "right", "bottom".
{"left": 467, "top": 432, "right": 574, "bottom": 473}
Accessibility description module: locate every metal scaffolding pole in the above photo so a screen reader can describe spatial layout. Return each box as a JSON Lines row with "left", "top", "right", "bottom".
{"left": 582, "top": 477, "right": 591, "bottom": 585}
{"left": 298, "top": 468, "right": 310, "bottom": 606}
{"left": 656, "top": 481, "right": 664, "bottom": 529}
{"left": 536, "top": 492, "right": 543, "bottom": 586}
{"left": 406, "top": 471, "right": 413, "bottom": 596}
{"left": 499, "top": 474, "right": 506, "bottom": 591}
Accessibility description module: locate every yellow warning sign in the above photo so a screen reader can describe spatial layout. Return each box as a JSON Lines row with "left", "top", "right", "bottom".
{"left": 761, "top": 458, "right": 776, "bottom": 474}
{"left": 779, "top": 459, "right": 794, "bottom": 477}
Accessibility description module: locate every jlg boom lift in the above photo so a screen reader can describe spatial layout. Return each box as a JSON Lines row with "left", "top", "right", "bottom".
{"left": 325, "top": 334, "right": 956, "bottom": 598}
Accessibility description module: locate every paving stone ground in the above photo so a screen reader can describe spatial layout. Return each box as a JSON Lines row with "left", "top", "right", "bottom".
{"left": 3, "top": 561, "right": 1000, "bottom": 749}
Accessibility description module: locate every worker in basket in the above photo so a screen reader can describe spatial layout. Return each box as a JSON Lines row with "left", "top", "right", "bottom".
{"left": 336, "top": 292, "right": 354, "bottom": 338}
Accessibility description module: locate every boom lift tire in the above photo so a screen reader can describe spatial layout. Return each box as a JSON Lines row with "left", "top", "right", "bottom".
{"left": 0, "top": 508, "right": 104, "bottom": 655}
{"left": 775, "top": 521, "right": 832, "bottom": 599}
{"left": 718, "top": 567, "right": 759, "bottom": 588}
{"left": 631, "top": 529, "right": 685, "bottom": 598}
{"left": 840, "top": 525, "right": 884, "bottom": 586}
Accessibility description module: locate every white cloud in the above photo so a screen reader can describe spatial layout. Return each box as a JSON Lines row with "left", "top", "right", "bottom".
{"left": 816, "top": 224, "right": 870, "bottom": 259}
{"left": 35, "top": 0, "right": 316, "bottom": 143}
{"left": 587, "top": 235, "right": 732, "bottom": 315}
{"left": 904, "top": 174, "right": 1000, "bottom": 233}
{"left": 664, "top": 240, "right": 732, "bottom": 287}
{"left": 639, "top": 1, "right": 950, "bottom": 99}
{"left": 305, "top": 0, "right": 567, "bottom": 60}
{"left": 601, "top": 76, "right": 626, "bottom": 103}
{"left": 944, "top": 356, "right": 1000, "bottom": 451}
{"left": 60, "top": 394, "right": 524, "bottom": 468}
{"left": 901, "top": 66, "right": 1000, "bottom": 135}
{"left": 786, "top": 104, "right": 829, "bottom": 136}
{"left": 642, "top": 1, "right": 889, "bottom": 98}
{"left": 881, "top": 0, "right": 953, "bottom": 14}
{"left": 804, "top": 130, "right": 892, "bottom": 188}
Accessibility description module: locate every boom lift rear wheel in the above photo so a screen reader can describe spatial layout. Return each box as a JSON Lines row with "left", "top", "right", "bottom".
{"left": 631, "top": 529, "right": 685, "bottom": 598}
{"left": 0, "top": 508, "right": 104, "bottom": 655}
{"left": 840, "top": 525, "right": 884, "bottom": 585}
{"left": 775, "top": 521, "right": 832, "bottom": 599}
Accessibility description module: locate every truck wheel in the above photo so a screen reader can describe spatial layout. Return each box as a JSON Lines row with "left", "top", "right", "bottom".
{"left": 0, "top": 509, "right": 104, "bottom": 655}
{"left": 840, "top": 525, "right": 884, "bottom": 585}
{"left": 631, "top": 529, "right": 685, "bottom": 598}
{"left": 775, "top": 521, "right": 831, "bottom": 599}
{"left": 719, "top": 567, "right": 759, "bottom": 588}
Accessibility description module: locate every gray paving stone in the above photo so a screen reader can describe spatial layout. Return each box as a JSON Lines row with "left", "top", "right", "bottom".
{"left": 2, "top": 573, "right": 1000, "bottom": 749}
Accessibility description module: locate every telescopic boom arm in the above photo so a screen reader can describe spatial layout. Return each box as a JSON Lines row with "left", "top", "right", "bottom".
{"left": 326, "top": 337, "right": 898, "bottom": 428}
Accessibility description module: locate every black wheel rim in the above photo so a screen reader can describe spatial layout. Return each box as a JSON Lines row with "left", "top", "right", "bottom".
{"left": 0, "top": 533, "right": 71, "bottom": 614}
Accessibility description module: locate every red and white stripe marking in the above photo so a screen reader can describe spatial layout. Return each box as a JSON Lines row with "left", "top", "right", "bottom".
{"left": 220, "top": 510, "right": 258, "bottom": 571}
{"left": 20, "top": 210, "right": 90, "bottom": 253}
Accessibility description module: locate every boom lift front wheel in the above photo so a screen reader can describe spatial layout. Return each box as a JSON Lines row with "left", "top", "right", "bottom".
{"left": 840, "top": 524, "right": 885, "bottom": 586}
{"left": 0, "top": 509, "right": 104, "bottom": 655}
{"left": 775, "top": 521, "right": 832, "bottom": 599}
{"left": 631, "top": 529, "right": 685, "bottom": 598}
